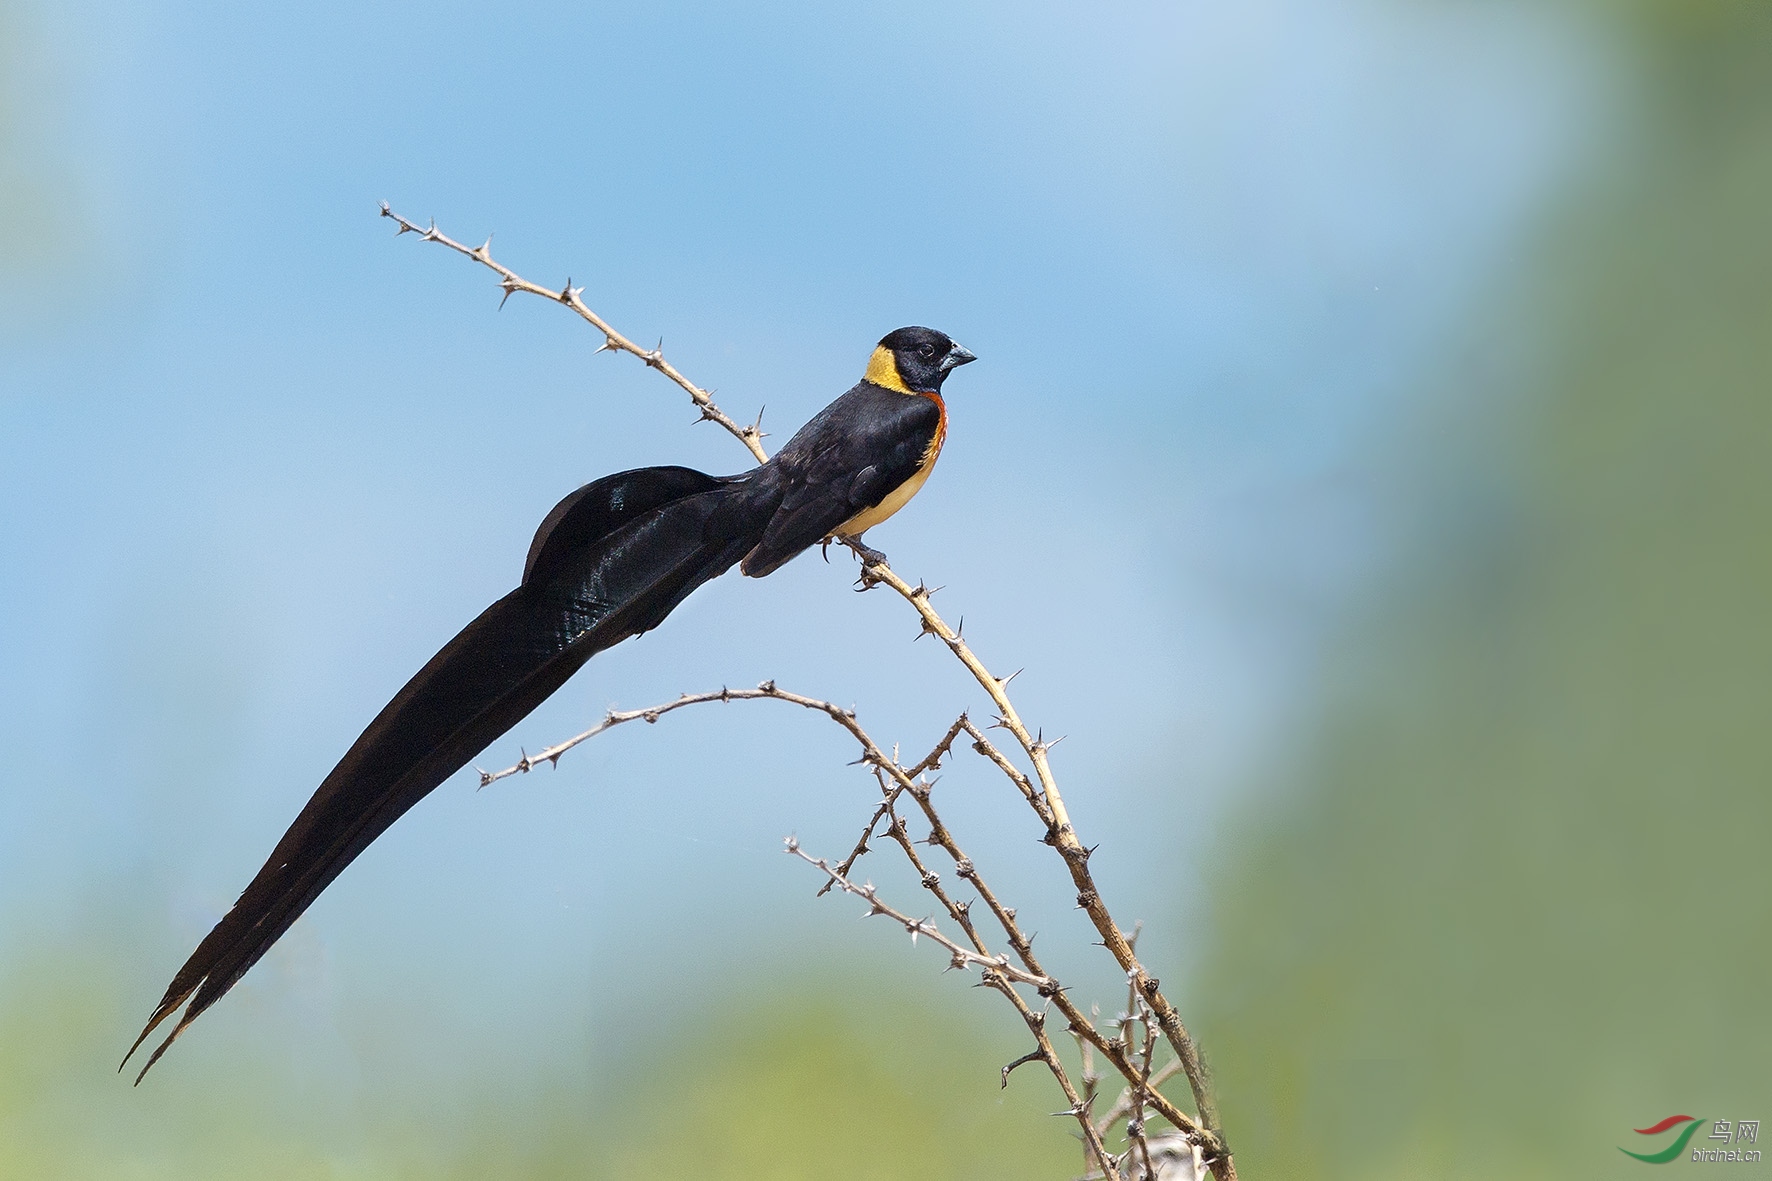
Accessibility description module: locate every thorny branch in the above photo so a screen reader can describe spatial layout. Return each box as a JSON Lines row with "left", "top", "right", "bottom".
{"left": 377, "top": 203, "right": 769, "bottom": 464}
{"left": 388, "top": 206, "right": 1233, "bottom": 1180}
{"left": 788, "top": 839, "right": 1119, "bottom": 1179}
{"left": 484, "top": 682, "right": 1215, "bottom": 1172}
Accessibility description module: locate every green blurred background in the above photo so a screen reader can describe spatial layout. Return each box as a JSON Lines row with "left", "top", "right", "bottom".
{"left": 2, "top": 1, "right": 1767, "bottom": 1177}
{"left": 1199, "top": 5, "right": 1772, "bottom": 1176}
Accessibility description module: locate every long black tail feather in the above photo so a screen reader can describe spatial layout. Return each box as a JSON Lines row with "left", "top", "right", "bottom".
{"left": 124, "top": 465, "right": 773, "bottom": 1080}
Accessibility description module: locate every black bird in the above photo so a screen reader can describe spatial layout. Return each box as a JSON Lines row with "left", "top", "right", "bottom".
{"left": 124, "top": 326, "right": 975, "bottom": 1081}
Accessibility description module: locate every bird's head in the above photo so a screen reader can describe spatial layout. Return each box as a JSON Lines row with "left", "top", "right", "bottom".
{"left": 865, "top": 326, "right": 976, "bottom": 394}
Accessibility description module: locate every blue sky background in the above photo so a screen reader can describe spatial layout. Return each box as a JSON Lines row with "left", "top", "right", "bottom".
{"left": 0, "top": 0, "right": 1636, "bottom": 1172}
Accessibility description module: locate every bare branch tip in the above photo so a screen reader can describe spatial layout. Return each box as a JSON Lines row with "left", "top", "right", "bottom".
{"left": 1001, "top": 1049, "right": 1044, "bottom": 1088}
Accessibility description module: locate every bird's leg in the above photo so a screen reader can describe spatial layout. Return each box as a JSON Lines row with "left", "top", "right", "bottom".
{"left": 837, "top": 534, "right": 889, "bottom": 572}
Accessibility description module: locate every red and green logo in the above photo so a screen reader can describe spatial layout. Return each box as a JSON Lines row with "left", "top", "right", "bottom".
{"left": 1622, "top": 1115, "right": 1704, "bottom": 1164}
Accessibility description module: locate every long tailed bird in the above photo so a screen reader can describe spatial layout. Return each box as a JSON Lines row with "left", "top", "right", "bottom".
{"left": 124, "top": 325, "right": 975, "bottom": 1081}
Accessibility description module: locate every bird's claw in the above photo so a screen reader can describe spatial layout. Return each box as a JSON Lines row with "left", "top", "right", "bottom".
{"left": 843, "top": 536, "right": 888, "bottom": 569}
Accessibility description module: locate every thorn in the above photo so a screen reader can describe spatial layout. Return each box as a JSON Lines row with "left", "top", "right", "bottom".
{"left": 645, "top": 337, "right": 665, "bottom": 367}
{"left": 475, "top": 766, "right": 492, "bottom": 788}
{"left": 473, "top": 233, "right": 493, "bottom": 260}
{"left": 1001, "top": 1050, "right": 1043, "bottom": 1088}
{"left": 422, "top": 218, "right": 440, "bottom": 241}
{"left": 558, "top": 278, "right": 583, "bottom": 303}
{"left": 498, "top": 277, "right": 520, "bottom": 310}
{"left": 998, "top": 668, "right": 1025, "bottom": 687}
{"left": 783, "top": 834, "right": 799, "bottom": 853}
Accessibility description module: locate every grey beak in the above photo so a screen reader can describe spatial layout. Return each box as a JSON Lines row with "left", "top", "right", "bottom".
{"left": 940, "top": 343, "right": 977, "bottom": 371}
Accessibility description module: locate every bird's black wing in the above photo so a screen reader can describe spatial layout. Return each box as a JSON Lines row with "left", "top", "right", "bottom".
{"left": 124, "top": 466, "right": 761, "bottom": 1081}
{"left": 739, "top": 384, "right": 940, "bottom": 577}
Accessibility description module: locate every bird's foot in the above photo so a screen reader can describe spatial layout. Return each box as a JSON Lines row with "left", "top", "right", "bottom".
{"left": 834, "top": 534, "right": 889, "bottom": 588}
{"left": 840, "top": 535, "right": 889, "bottom": 570}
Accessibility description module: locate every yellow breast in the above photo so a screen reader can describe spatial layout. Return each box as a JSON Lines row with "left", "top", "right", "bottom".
{"left": 839, "top": 455, "right": 935, "bottom": 533}
{"left": 838, "top": 411, "right": 945, "bottom": 535}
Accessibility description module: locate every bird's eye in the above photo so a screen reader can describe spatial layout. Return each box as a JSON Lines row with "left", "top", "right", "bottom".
{"left": 918, "top": 344, "right": 935, "bottom": 358}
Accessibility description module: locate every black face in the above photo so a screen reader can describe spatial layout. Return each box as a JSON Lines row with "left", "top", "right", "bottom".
{"left": 879, "top": 326, "right": 976, "bottom": 392}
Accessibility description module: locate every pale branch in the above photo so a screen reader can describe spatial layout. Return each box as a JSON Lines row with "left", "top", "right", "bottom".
{"left": 476, "top": 681, "right": 871, "bottom": 788}
{"left": 1098, "top": 1060, "right": 1188, "bottom": 1137}
{"left": 817, "top": 714, "right": 969, "bottom": 896}
{"left": 786, "top": 838, "right": 1121, "bottom": 1181}
{"left": 900, "top": 761, "right": 1208, "bottom": 1144}
{"left": 783, "top": 839, "right": 1054, "bottom": 990}
{"left": 387, "top": 210, "right": 1232, "bottom": 1178}
{"left": 378, "top": 203, "right": 768, "bottom": 463}
{"left": 478, "top": 679, "right": 1210, "bottom": 1147}
{"left": 1126, "top": 999, "right": 1162, "bottom": 1181}
{"left": 845, "top": 549, "right": 1223, "bottom": 1150}
{"left": 836, "top": 769, "right": 1133, "bottom": 1181}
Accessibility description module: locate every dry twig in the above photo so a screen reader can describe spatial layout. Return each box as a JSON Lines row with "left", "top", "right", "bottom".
{"left": 482, "top": 680, "right": 1214, "bottom": 1167}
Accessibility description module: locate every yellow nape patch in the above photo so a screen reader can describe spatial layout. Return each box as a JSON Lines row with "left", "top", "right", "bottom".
{"left": 863, "top": 345, "right": 911, "bottom": 393}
